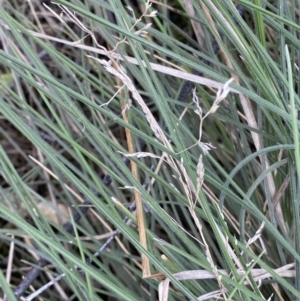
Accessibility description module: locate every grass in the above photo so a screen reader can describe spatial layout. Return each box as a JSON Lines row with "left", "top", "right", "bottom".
{"left": 0, "top": 0, "right": 299, "bottom": 300}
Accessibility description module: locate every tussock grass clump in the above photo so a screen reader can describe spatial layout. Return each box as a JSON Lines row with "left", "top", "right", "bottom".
{"left": 0, "top": 1, "right": 299, "bottom": 301}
